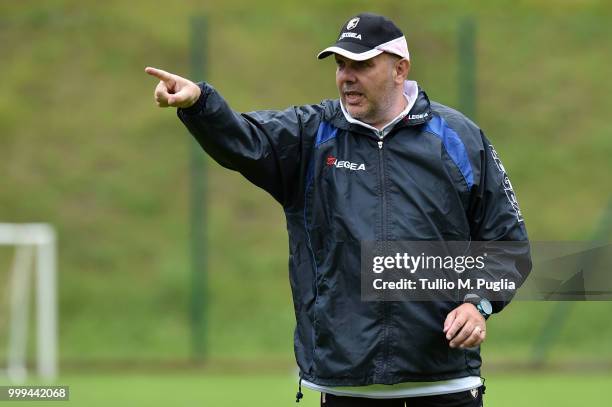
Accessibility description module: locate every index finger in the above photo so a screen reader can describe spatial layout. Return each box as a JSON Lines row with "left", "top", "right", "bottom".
{"left": 145, "top": 67, "right": 174, "bottom": 83}
{"left": 445, "top": 316, "right": 466, "bottom": 341}
{"left": 443, "top": 309, "right": 456, "bottom": 333}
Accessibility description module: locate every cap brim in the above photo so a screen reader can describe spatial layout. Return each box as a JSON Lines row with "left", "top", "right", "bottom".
{"left": 317, "top": 42, "right": 384, "bottom": 61}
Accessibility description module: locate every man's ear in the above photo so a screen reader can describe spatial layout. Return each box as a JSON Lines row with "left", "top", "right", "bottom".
{"left": 394, "top": 59, "right": 411, "bottom": 83}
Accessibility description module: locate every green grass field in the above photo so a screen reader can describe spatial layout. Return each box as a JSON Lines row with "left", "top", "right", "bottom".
{"left": 0, "top": 4, "right": 610, "bottom": 407}
{"left": 0, "top": 0, "right": 611, "bottom": 381}
{"left": 2, "top": 372, "right": 609, "bottom": 406}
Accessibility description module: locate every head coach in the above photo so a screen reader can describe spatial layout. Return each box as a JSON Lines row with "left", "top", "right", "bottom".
{"left": 146, "top": 13, "right": 531, "bottom": 407}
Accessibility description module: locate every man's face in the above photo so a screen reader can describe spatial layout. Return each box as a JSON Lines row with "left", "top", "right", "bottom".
{"left": 335, "top": 53, "right": 400, "bottom": 126}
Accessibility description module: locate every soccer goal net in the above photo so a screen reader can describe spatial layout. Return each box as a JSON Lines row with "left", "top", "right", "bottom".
{"left": 0, "top": 223, "right": 57, "bottom": 382}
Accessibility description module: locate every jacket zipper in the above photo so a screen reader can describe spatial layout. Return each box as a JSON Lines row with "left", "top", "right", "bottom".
{"left": 377, "top": 131, "right": 389, "bottom": 381}
{"left": 377, "top": 135, "right": 386, "bottom": 241}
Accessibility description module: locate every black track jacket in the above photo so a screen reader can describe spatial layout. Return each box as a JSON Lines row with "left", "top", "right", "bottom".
{"left": 177, "top": 82, "right": 531, "bottom": 386}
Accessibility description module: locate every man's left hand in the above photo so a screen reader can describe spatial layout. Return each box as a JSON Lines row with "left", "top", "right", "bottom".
{"left": 443, "top": 303, "right": 486, "bottom": 349}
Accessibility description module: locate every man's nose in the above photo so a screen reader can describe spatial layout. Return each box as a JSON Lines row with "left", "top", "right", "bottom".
{"left": 337, "top": 67, "right": 357, "bottom": 84}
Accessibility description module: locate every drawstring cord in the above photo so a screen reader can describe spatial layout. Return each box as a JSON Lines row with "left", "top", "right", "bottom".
{"left": 295, "top": 377, "right": 303, "bottom": 403}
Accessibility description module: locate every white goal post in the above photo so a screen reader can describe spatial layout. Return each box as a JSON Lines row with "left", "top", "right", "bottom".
{"left": 0, "top": 223, "right": 57, "bottom": 382}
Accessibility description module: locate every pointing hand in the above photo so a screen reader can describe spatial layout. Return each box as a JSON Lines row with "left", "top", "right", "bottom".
{"left": 145, "top": 67, "right": 201, "bottom": 108}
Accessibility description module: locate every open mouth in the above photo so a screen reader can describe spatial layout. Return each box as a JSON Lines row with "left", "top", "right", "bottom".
{"left": 344, "top": 91, "right": 364, "bottom": 105}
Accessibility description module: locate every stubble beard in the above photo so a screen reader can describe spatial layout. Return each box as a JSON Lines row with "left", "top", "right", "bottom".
{"left": 350, "top": 86, "right": 397, "bottom": 128}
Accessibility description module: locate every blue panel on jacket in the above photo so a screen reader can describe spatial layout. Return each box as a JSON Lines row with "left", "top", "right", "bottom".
{"left": 425, "top": 115, "right": 474, "bottom": 189}
{"left": 315, "top": 121, "right": 338, "bottom": 148}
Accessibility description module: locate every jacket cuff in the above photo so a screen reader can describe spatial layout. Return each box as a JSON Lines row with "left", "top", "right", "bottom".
{"left": 178, "top": 82, "right": 209, "bottom": 116}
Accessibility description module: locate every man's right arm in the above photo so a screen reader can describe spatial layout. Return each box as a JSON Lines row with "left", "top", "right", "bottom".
{"left": 145, "top": 66, "right": 319, "bottom": 207}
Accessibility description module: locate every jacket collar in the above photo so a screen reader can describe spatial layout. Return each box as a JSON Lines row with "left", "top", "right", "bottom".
{"left": 326, "top": 81, "right": 432, "bottom": 137}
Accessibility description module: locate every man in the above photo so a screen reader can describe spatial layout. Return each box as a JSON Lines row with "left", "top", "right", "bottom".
{"left": 146, "top": 13, "right": 530, "bottom": 407}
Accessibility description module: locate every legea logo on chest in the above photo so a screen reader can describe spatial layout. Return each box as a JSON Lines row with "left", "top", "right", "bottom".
{"left": 326, "top": 156, "right": 366, "bottom": 171}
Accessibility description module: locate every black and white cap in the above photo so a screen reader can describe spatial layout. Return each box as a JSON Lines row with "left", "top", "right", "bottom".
{"left": 317, "top": 13, "right": 410, "bottom": 61}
